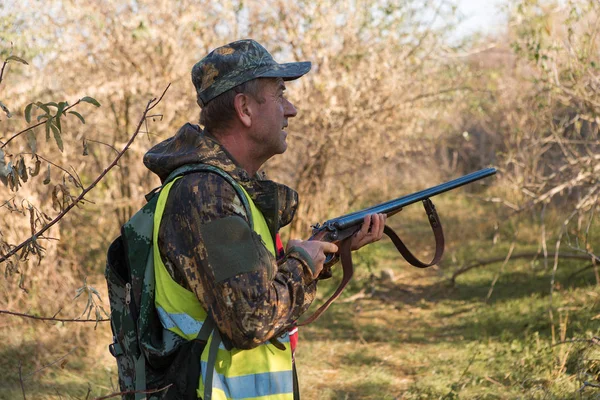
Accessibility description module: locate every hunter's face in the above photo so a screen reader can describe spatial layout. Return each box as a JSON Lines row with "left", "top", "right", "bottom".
{"left": 249, "top": 78, "right": 297, "bottom": 158}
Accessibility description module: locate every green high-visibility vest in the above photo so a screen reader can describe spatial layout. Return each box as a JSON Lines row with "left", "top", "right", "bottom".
{"left": 153, "top": 174, "right": 293, "bottom": 400}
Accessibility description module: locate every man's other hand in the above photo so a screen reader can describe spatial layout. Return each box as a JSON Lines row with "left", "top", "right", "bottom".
{"left": 286, "top": 240, "right": 339, "bottom": 278}
{"left": 351, "top": 213, "right": 386, "bottom": 250}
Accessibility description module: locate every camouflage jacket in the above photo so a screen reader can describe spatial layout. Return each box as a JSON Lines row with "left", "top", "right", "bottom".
{"left": 143, "top": 123, "right": 318, "bottom": 349}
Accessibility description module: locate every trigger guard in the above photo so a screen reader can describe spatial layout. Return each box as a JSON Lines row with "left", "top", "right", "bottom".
{"left": 324, "top": 253, "right": 336, "bottom": 264}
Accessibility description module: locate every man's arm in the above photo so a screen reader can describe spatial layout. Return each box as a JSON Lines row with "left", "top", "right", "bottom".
{"left": 158, "top": 172, "right": 319, "bottom": 349}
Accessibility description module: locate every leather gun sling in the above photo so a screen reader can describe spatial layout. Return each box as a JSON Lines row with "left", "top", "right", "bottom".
{"left": 298, "top": 198, "right": 444, "bottom": 326}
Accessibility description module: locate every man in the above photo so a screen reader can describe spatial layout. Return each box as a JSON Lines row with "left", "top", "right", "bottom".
{"left": 143, "top": 39, "right": 385, "bottom": 399}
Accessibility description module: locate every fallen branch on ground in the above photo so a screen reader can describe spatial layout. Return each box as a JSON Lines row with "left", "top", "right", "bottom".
{"left": 92, "top": 385, "right": 173, "bottom": 400}
{"left": 448, "top": 252, "right": 593, "bottom": 285}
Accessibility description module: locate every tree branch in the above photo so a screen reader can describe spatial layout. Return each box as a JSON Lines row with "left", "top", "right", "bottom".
{"left": 448, "top": 252, "right": 594, "bottom": 285}
{"left": 18, "top": 360, "right": 26, "bottom": 400}
{"left": 86, "top": 138, "right": 120, "bottom": 156}
{"left": 0, "top": 60, "right": 8, "bottom": 87}
{"left": 0, "top": 83, "right": 171, "bottom": 264}
{"left": 551, "top": 336, "right": 600, "bottom": 348}
{"left": 580, "top": 381, "right": 600, "bottom": 389}
{"left": 24, "top": 347, "right": 79, "bottom": 379}
{"left": 0, "top": 309, "right": 109, "bottom": 323}
{"left": 486, "top": 241, "right": 516, "bottom": 302}
{"left": 92, "top": 385, "right": 173, "bottom": 400}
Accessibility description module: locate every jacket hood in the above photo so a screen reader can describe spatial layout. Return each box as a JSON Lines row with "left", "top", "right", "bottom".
{"left": 144, "top": 123, "right": 239, "bottom": 183}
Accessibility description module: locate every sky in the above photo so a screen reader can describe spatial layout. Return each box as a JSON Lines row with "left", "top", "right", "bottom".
{"left": 454, "top": 0, "right": 508, "bottom": 37}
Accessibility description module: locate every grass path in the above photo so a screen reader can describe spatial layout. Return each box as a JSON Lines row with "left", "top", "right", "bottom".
{"left": 1, "top": 209, "right": 599, "bottom": 399}
{"left": 296, "top": 241, "right": 600, "bottom": 399}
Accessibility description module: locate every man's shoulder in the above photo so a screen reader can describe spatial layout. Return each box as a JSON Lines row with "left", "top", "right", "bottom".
{"left": 172, "top": 170, "right": 241, "bottom": 197}
{"left": 166, "top": 170, "right": 249, "bottom": 219}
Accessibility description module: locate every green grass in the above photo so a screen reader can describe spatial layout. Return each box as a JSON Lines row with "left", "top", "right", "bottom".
{"left": 295, "top": 233, "right": 600, "bottom": 399}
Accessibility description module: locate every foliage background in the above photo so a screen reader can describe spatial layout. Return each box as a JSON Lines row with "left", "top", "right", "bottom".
{"left": 0, "top": 0, "right": 598, "bottom": 398}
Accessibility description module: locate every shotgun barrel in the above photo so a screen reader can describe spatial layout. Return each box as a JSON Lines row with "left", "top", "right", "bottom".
{"left": 313, "top": 167, "right": 497, "bottom": 235}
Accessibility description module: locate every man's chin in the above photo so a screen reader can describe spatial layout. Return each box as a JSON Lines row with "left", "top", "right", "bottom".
{"left": 279, "top": 133, "right": 288, "bottom": 153}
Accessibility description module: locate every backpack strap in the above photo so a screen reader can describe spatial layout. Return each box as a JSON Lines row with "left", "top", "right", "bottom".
{"left": 202, "top": 324, "right": 221, "bottom": 400}
{"left": 157, "top": 163, "right": 250, "bottom": 400}
{"left": 134, "top": 354, "right": 147, "bottom": 400}
{"left": 160, "top": 163, "right": 253, "bottom": 229}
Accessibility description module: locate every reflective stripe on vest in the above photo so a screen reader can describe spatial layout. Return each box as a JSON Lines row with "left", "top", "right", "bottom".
{"left": 153, "top": 175, "right": 293, "bottom": 400}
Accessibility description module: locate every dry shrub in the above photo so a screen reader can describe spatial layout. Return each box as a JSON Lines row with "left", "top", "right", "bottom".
{"left": 0, "top": 0, "right": 497, "bottom": 395}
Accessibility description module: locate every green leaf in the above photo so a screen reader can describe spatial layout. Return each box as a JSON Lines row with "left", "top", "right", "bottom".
{"left": 52, "top": 184, "right": 61, "bottom": 211}
{"left": 90, "top": 286, "right": 102, "bottom": 299}
{"left": 56, "top": 101, "right": 67, "bottom": 119}
{"left": 73, "top": 287, "right": 85, "bottom": 300}
{"left": 45, "top": 117, "right": 51, "bottom": 140}
{"left": 24, "top": 103, "right": 33, "bottom": 123}
{"left": 81, "top": 96, "right": 101, "bottom": 107}
{"left": 16, "top": 157, "right": 28, "bottom": 182}
{"left": 43, "top": 165, "right": 51, "bottom": 185}
{"left": 29, "top": 156, "right": 41, "bottom": 177}
{"left": 55, "top": 114, "right": 62, "bottom": 133}
{"left": 9, "top": 168, "right": 21, "bottom": 191}
{"left": 50, "top": 123, "right": 63, "bottom": 152}
{"left": 35, "top": 102, "right": 50, "bottom": 114}
{"left": 27, "top": 129, "right": 37, "bottom": 153}
{"left": 0, "top": 100, "right": 12, "bottom": 118}
{"left": 6, "top": 55, "right": 29, "bottom": 65}
{"left": 68, "top": 111, "right": 85, "bottom": 124}
{"left": 0, "top": 148, "right": 10, "bottom": 179}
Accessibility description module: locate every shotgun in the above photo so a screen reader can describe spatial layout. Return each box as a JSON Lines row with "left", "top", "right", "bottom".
{"left": 299, "top": 167, "right": 497, "bottom": 325}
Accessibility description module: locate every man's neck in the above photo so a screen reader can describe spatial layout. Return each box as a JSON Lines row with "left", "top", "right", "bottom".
{"left": 215, "top": 131, "right": 264, "bottom": 177}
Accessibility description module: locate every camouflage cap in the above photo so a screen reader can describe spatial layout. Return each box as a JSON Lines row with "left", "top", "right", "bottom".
{"left": 191, "top": 39, "right": 311, "bottom": 107}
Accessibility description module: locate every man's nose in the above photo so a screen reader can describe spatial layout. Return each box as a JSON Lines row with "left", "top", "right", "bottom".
{"left": 284, "top": 98, "right": 297, "bottom": 118}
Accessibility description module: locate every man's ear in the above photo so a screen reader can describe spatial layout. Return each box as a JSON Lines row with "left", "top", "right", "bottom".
{"left": 233, "top": 93, "right": 253, "bottom": 128}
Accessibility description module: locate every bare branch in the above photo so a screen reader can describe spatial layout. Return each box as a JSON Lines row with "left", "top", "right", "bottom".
{"left": 24, "top": 347, "right": 79, "bottom": 379}
{"left": 551, "top": 337, "right": 600, "bottom": 348}
{"left": 0, "top": 60, "right": 8, "bottom": 87}
{"left": 486, "top": 241, "right": 516, "bottom": 302}
{"left": 18, "top": 360, "right": 26, "bottom": 400}
{"left": 0, "top": 309, "right": 109, "bottom": 323}
{"left": 449, "top": 252, "right": 594, "bottom": 284}
{"left": 85, "top": 138, "right": 120, "bottom": 156}
{"left": 580, "top": 381, "right": 600, "bottom": 390}
{"left": 92, "top": 385, "right": 173, "bottom": 400}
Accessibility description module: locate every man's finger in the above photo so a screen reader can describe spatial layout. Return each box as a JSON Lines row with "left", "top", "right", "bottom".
{"left": 360, "top": 214, "right": 371, "bottom": 237}
{"left": 321, "top": 242, "right": 339, "bottom": 254}
{"left": 377, "top": 214, "right": 386, "bottom": 238}
{"left": 370, "top": 213, "right": 380, "bottom": 236}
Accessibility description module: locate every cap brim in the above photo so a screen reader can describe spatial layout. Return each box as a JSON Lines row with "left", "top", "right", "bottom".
{"left": 259, "top": 61, "right": 312, "bottom": 81}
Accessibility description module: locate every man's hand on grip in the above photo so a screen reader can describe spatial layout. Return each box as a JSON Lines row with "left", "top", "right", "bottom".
{"left": 286, "top": 240, "right": 339, "bottom": 278}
